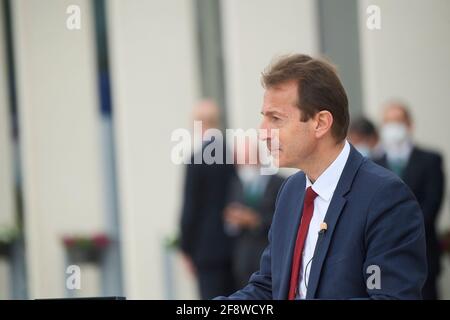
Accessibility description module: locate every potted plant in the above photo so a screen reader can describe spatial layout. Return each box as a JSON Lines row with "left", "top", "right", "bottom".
{"left": 62, "top": 233, "right": 111, "bottom": 264}
{"left": 0, "top": 225, "right": 19, "bottom": 257}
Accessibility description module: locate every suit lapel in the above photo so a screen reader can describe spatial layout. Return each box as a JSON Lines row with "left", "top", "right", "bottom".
{"left": 305, "top": 145, "right": 364, "bottom": 299}
{"left": 278, "top": 175, "right": 306, "bottom": 299}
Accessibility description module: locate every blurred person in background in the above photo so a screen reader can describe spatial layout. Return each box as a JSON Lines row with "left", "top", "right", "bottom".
{"left": 375, "top": 101, "right": 445, "bottom": 300}
{"left": 347, "top": 116, "right": 383, "bottom": 159}
{"left": 179, "top": 100, "right": 237, "bottom": 299}
{"left": 224, "top": 140, "right": 284, "bottom": 288}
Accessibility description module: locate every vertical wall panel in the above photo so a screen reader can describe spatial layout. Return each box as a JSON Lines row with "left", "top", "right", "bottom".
{"left": 13, "top": 0, "right": 105, "bottom": 298}
{"left": 221, "top": 0, "right": 319, "bottom": 131}
{"left": 108, "top": 0, "right": 199, "bottom": 298}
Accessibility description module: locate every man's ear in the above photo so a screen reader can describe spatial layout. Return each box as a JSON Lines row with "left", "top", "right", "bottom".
{"left": 314, "top": 110, "right": 333, "bottom": 139}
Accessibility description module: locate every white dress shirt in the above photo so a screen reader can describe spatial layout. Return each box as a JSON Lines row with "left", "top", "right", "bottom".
{"left": 297, "top": 140, "right": 351, "bottom": 299}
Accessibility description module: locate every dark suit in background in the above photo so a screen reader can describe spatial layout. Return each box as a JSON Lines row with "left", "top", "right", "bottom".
{"left": 375, "top": 146, "right": 445, "bottom": 300}
{"left": 179, "top": 140, "right": 237, "bottom": 299}
{"left": 226, "top": 174, "right": 285, "bottom": 288}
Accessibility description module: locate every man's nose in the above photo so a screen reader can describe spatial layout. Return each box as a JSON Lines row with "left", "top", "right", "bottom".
{"left": 259, "top": 120, "right": 269, "bottom": 141}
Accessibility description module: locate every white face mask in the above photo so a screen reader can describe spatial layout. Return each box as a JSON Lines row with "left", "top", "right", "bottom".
{"left": 381, "top": 123, "right": 409, "bottom": 150}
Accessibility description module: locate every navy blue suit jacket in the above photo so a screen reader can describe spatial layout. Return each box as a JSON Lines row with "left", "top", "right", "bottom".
{"left": 218, "top": 145, "right": 427, "bottom": 299}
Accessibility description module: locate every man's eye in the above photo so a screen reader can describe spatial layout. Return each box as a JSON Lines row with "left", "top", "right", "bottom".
{"left": 272, "top": 116, "right": 280, "bottom": 121}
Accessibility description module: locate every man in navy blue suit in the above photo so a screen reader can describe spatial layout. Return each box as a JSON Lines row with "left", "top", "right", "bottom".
{"left": 217, "top": 54, "right": 427, "bottom": 300}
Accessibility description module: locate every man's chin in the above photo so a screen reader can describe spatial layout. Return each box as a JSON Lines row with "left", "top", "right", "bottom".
{"left": 276, "top": 156, "right": 296, "bottom": 169}
{"left": 268, "top": 150, "right": 281, "bottom": 166}
{"left": 277, "top": 160, "right": 287, "bottom": 168}
{"left": 274, "top": 156, "right": 285, "bottom": 168}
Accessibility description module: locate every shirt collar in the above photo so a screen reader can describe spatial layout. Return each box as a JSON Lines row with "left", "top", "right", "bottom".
{"left": 305, "top": 140, "right": 351, "bottom": 202}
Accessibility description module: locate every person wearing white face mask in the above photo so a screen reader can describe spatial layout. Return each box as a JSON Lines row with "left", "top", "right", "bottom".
{"left": 375, "top": 101, "right": 445, "bottom": 300}
{"left": 380, "top": 119, "right": 412, "bottom": 176}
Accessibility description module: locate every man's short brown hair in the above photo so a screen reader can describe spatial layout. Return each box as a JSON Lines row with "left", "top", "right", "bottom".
{"left": 262, "top": 54, "right": 349, "bottom": 141}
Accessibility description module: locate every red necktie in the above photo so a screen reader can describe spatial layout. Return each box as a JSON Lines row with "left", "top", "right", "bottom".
{"left": 288, "top": 186, "right": 318, "bottom": 300}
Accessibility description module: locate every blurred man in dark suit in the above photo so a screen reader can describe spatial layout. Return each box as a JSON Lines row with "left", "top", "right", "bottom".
{"left": 348, "top": 117, "right": 383, "bottom": 159}
{"left": 375, "top": 101, "right": 445, "bottom": 300}
{"left": 179, "top": 100, "right": 236, "bottom": 299}
{"left": 224, "top": 141, "right": 284, "bottom": 288}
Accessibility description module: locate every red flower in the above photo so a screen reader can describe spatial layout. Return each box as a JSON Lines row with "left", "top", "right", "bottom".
{"left": 92, "top": 233, "right": 110, "bottom": 249}
{"left": 62, "top": 232, "right": 111, "bottom": 251}
{"left": 62, "top": 235, "right": 76, "bottom": 247}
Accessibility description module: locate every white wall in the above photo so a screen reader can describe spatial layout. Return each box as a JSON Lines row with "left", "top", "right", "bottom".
{"left": 0, "top": 0, "right": 15, "bottom": 299}
{"left": 359, "top": 0, "right": 450, "bottom": 298}
{"left": 0, "top": 0, "right": 15, "bottom": 229}
{"left": 13, "top": 0, "right": 105, "bottom": 298}
{"left": 220, "top": 0, "right": 319, "bottom": 178}
{"left": 221, "top": 0, "right": 319, "bottom": 131}
{"left": 107, "top": 0, "right": 199, "bottom": 299}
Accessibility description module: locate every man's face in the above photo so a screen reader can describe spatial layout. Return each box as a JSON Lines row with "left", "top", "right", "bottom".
{"left": 382, "top": 104, "right": 410, "bottom": 129}
{"left": 260, "top": 81, "right": 316, "bottom": 169}
{"left": 380, "top": 104, "right": 412, "bottom": 149}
